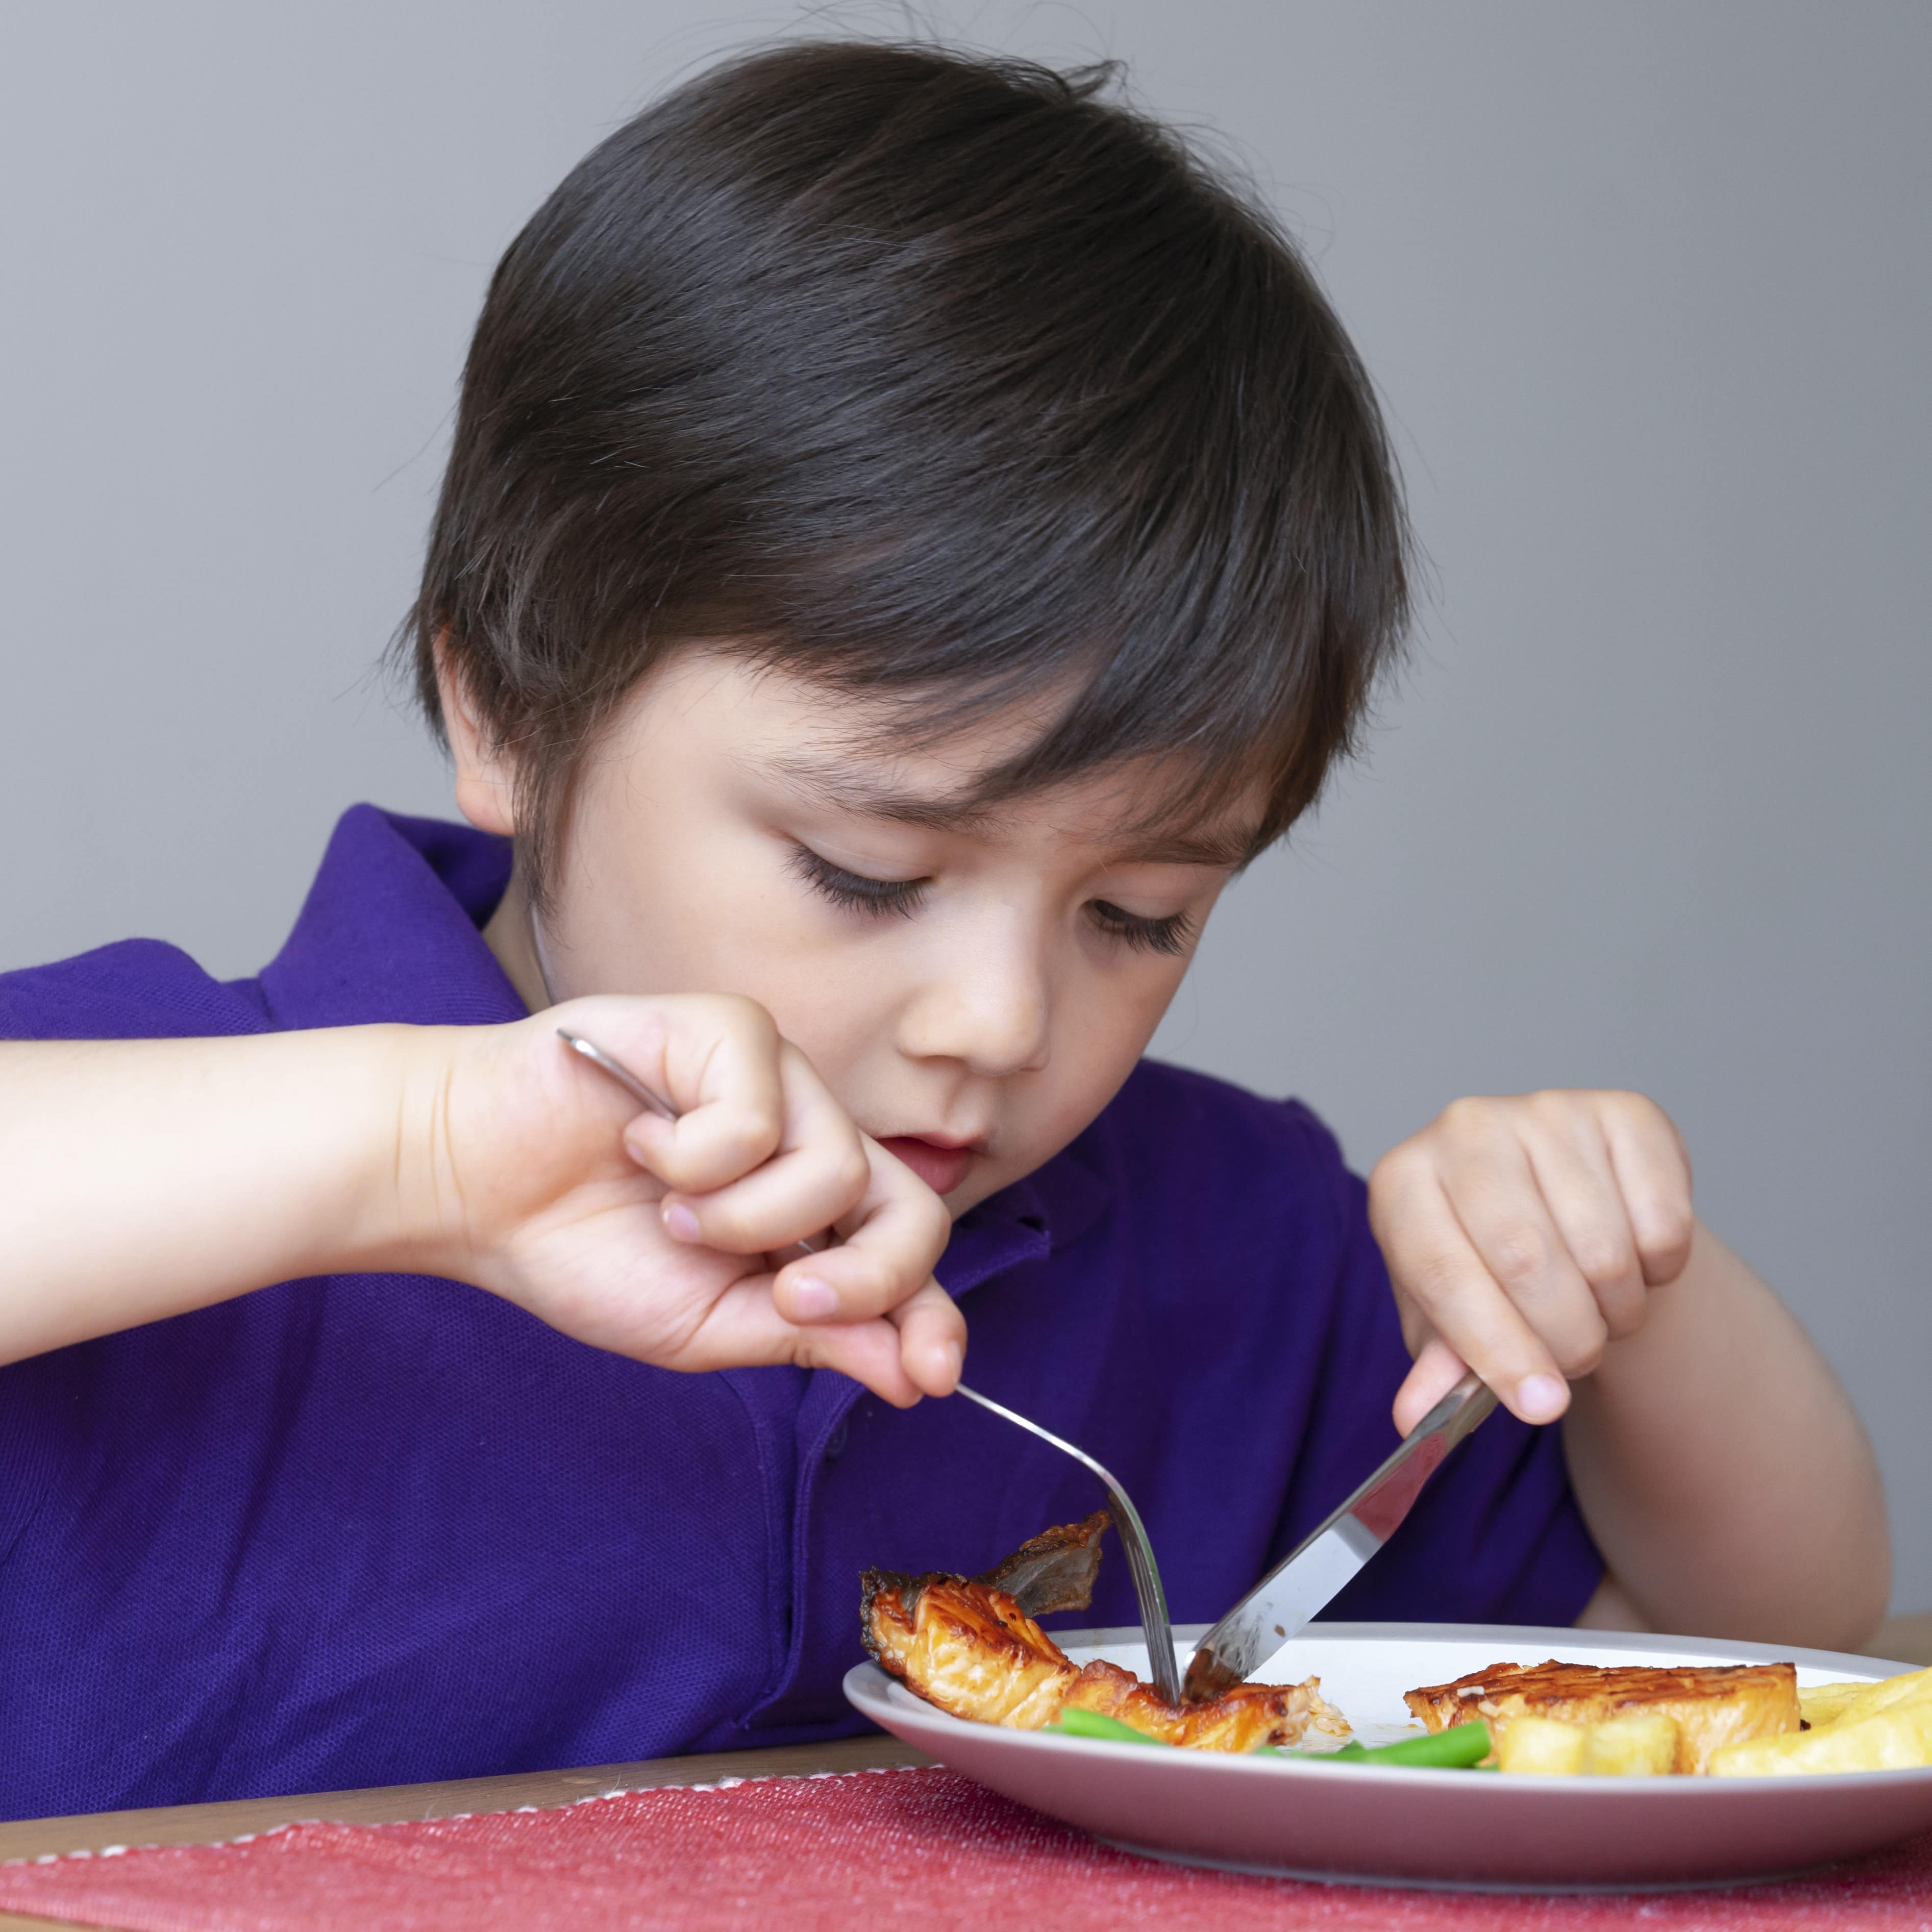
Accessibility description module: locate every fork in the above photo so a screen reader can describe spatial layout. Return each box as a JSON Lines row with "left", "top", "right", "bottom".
{"left": 952, "top": 1383, "right": 1182, "bottom": 1702}
{"left": 557, "top": 1025, "right": 1185, "bottom": 1701}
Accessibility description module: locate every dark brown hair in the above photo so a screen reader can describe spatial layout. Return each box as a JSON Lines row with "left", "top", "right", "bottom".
{"left": 407, "top": 39, "right": 1410, "bottom": 901}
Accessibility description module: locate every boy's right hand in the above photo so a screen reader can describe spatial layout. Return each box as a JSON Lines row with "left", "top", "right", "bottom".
{"left": 394, "top": 995, "right": 960, "bottom": 1406}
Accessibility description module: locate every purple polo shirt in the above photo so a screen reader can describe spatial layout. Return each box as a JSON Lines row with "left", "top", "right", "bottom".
{"left": 0, "top": 806, "right": 1601, "bottom": 1819}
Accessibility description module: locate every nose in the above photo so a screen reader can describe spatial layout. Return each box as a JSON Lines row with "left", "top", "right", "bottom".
{"left": 897, "top": 921, "right": 1052, "bottom": 1079}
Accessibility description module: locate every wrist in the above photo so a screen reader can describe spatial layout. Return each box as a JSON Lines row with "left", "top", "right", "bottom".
{"left": 358, "top": 1022, "right": 487, "bottom": 1281}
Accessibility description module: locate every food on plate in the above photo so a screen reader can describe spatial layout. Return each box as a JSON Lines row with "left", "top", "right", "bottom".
{"left": 861, "top": 1514, "right": 1348, "bottom": 1751}
{"left": 864, "top": 1521, "right": 1932, "bottom": 1779}
{"left": 1406, "top": 1659, "right": 1799, "bottom": 1774}
{"left": 1495, "top": 1711, "right": 1679, "bottom": 1776}
{"left": 1711, "top": 1665, "right": 1932, "bottom": 1776}
{"left": 1286, "top": 1721, "right": 1493, "bottom": 1769}
{"left": 1796, "top": 1663, "right": 1932, "bottom": 1732}
{"left": 1798, "top": 1680, "right": 1872, "bottom": 1730}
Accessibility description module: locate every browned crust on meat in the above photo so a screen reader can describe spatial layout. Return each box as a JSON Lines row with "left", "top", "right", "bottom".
{"left": 1404, "top": 1659, "right": 1800, "bottom": 1774}
{"left": 862, "top": 1521, "right": 1346, "bottom": 1752}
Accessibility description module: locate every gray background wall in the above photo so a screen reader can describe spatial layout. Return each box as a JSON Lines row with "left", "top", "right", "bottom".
{"left": 3, "top": 4, "right": 1926, "bottom": 1606}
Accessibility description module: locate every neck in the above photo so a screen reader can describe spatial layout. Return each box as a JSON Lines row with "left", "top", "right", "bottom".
{"left": 480, "top": 863, "right": 553, "bottom": 1014}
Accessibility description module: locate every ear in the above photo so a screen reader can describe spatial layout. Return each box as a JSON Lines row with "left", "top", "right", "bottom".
{"left": 433, "top": 638, "right": 517, "bottom": 837}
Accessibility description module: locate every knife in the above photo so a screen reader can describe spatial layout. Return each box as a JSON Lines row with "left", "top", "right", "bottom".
{"left": 1181, "top": 1369, "right": 1498, "bottom": 1701}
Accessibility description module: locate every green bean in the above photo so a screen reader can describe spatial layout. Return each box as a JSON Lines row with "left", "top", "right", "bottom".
{"left": 1258, "top": 1721, "right": 1492, "bottom": 1769}
{"left": 1353, "top": 1721, "right": 1491, "bottom": 1767}
{"left": 1048, "top": 1708, "right": 1172, "bottom": 1746}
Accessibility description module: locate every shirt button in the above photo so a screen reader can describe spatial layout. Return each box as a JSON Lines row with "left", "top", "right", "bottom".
{"left": 823, "top": 1420, "right": 850, "bottom": 1464}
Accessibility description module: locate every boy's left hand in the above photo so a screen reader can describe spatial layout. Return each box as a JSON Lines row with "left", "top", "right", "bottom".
{"left": 1368, "top": 1090, "right": 1697, "bottom": 1433}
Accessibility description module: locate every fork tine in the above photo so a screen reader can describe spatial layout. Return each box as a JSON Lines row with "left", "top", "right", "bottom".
{"left": 953, "top": 1383, "right": 1181, "bottom": 1701}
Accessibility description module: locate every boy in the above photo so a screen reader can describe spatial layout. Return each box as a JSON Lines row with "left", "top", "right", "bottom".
{"left": 0, "top": 42, "right": 1887, "bottom": 1819}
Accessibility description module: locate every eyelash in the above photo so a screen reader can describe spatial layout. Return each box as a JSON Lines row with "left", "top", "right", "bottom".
{"left": 787, "top": 845, "right": 927, "bottom": 919}
{"left": 789, "top": 846, "right": 1196, "bottom": 958}
{"left": 1088, "top": 901, "right": 1197, "bottom": 959}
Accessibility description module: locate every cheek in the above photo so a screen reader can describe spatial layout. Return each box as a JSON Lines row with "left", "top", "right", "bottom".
{"left": 1018, "top": 959, "right": 1189, "bottom": 1149}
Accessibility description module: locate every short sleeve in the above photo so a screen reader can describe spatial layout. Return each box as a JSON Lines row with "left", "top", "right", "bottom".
{"left": 0, "top": 940, "right": 266, "bottom": 1042}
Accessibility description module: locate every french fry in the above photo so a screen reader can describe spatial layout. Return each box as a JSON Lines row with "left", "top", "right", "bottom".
{"left": 1797, "top": 1682, "right": 1871, "bottom": 1729}
{"left": 1579, "top": 1712, "right": 1678, "bottom": 1775}
{"left": 1823, "top": 1665, "right": 1932, "bottom": 1730}
{"left": 1495, "top": 1712, "right": 1679, "bottom": 1775}
{"left": 1792, "top": 1666, "right": 1932, "bottom": 1738}
{"left": 1496, "top": 1716, "right": 1585, "bottom": 1774}
{"left": 1710, "top": 1701, "right": 1932, "bottom": 1777}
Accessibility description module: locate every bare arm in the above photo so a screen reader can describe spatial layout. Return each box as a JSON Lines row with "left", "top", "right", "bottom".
{"left": 0, "top": 1031, "right": 414, "bottom": 1361}
{"left": 0, "top": 1000, "right": 960, "bottom": 1401}
{"left": 1567, "top": 1224, "right": 1889, "bottom": 1651}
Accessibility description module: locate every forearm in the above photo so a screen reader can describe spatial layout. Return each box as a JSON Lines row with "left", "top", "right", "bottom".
{"left": 0, "top": 1030, "right": 435, "bottom": 1365}
{"left": 1564, "top": 1221, "right": 1890, "bottom": 1650}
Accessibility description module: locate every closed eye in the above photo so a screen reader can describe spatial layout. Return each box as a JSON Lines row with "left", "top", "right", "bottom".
{"left": 1087, "top": 900, "right": 1195, "bottom": 958}
{"left": 788, "top": 844, "right": 928, "bottom": 919}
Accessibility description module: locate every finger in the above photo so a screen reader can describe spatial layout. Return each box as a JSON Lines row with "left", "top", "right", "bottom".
{"left": 659, "top": 1044, "right": 872, "bottom": 1255}
{"left": 1433, "top": 1127, "right": 1611, "bottom": 1378}
{"left": 1515, "top": 1098, "right": 1647, "bottom": 1344}
{"left": 1371, "top": 1154, "right": 1570, "bottom": 1424}
{"left": 1600, "top": 1093, "right": 1696, "bottom": 1286}
{"left": 1393, "top": 1333, "right": 1469, "bottom": 1437}
{"left": 768, "top": 1144, "right": 951, "bottom": 1326}
{"left": 664, "top": 1275, "right": 927, "bottom": 1407}
{"left": 889, "top": 1279, "right": 967, "bottom": 1397}
{"left": 553, "top": 994, "right": 788, "bottom": 1195}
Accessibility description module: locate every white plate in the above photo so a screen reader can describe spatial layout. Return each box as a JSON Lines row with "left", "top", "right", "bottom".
{"left": 844, "top": 1621, "right": 1932, "bottom": 1891}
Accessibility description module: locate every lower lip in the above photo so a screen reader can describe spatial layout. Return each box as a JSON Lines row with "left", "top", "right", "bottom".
{"left": 879, "top": 1137, "right": 975, "bottom": 1197}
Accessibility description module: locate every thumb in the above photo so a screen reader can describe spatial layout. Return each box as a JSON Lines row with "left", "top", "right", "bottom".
{"left": 1393, "top": 1334, "right": 1470, "bottom": 1437}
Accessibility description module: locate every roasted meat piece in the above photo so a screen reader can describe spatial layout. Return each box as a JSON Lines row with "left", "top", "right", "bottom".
{"left": 861, "top": 1515, "right": 1346, "bottom": 1751}
{"left": 1405, "top": 1659, "right": 1799, "bottom": 1775}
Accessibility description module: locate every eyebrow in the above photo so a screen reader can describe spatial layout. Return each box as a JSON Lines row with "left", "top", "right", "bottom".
{"left": 761, "top": 754, "right": 1257, "bottom": 870}
{"left": 763, "top": 754, "right": 998, "bottom": 832}
{"left": 1114, "top": 827, "right": 1258, "bottom": 870}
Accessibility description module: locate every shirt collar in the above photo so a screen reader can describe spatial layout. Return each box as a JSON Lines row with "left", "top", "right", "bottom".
{"left": 933, "top": 1138, "right": 1111, "bottom": 1296}
{"left": 254, "top": 805, "right": 523, "bottom": 1030}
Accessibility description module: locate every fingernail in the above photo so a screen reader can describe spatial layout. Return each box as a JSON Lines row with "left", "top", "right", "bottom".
{"left": 937, "top": 1340, "right": 963, "bottom": 1389}
{"left": 1516, "top": 1374, "right": 1568, "bottom": 1423}
{"left": 790, "top": 1276, "right": 839, "bottom": 1320}
{"left": 662, "top": 1201, "right": 701, "bottom": 1243}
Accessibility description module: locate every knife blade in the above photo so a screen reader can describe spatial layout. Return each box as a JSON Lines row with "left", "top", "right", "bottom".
{"left": 1181, "top": 1369, "right": 1498, "bottom": 1701}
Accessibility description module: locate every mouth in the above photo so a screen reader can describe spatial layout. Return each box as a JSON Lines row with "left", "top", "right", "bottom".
{"left": 876, "top": 1135, "right": 978, "bottom": 1197}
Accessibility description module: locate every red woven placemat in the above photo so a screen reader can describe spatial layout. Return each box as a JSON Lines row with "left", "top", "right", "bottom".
{"left": 2, "top": 1766, "right": 1929, "bottom": 1932}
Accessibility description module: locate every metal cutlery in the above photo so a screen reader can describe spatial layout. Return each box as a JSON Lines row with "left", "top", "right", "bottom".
{"left": 1181, "top": 1368, "right": 1497, "bottom": 1701}
{"left": 951, "top": 1382, "right": 1182, "bottom": 1702}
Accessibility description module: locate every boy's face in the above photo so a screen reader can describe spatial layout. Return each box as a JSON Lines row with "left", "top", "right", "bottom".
{"left": 453, "top": 652, "right": 1255, "bottom": 1216}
